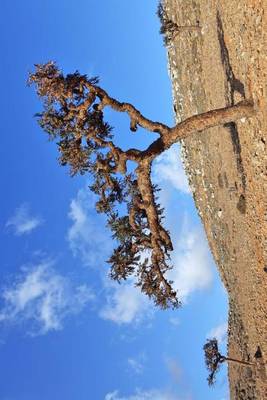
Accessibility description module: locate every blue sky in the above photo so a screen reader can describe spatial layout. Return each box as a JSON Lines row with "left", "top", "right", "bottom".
{"left": 0, "top": 1, "right": 229, "bottom": 399}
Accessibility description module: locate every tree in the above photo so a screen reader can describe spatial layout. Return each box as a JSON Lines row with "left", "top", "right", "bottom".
{"left": 157, "top": 1, "right": 200, "bottom": 46}
{"left": 29, "top": 62, "right": 254, "bottom": 309}
{"left": 203, "top": 338, "right": 253, "bottom": 386}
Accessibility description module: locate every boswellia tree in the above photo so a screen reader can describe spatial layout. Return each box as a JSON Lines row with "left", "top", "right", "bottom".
{"left": 29, "top": 62, "right": 254, "bottom": 309}
{"left": 203, "top": 338, "right": 253, "bottom": 385}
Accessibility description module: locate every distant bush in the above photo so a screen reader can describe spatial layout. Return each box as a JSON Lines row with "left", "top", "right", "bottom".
{"left": 157, "top": 1, "right": 201, "bottom": 46}
{"left": 157, "top": 1, "right": 179, "bottom": 46}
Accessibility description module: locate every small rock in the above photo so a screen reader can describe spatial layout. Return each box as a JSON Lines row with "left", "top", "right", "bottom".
{"left": 254, "top": 346, "right": 262, "bottom": 359}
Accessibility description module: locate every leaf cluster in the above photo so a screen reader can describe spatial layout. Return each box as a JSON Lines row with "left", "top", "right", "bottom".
{"left": 157, "top": 2, "right": 180, "bottom": 46}
{"left": 203, "top": 338, "right": 225, "bottom": 386}
{"left": 29, "top": 62, "right": 111, "bottom": 176}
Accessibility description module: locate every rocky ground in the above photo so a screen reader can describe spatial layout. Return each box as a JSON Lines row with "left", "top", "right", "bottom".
{"left": 164, "top": 0, "right": 267, "bottom": 398}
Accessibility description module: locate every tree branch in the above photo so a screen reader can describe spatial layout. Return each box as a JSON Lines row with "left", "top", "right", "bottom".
{"left": 84, "top": 82, "right": 171, "bottom": 136}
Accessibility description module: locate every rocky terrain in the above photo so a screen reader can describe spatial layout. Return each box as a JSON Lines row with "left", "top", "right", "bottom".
{"left": 164, "top": 0, "right": 267, "bottom": 398}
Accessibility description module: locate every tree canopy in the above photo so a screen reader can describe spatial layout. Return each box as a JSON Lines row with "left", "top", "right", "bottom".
{"left": 203, "top": 338, "right": 254, "bottom": 385}
{"left": 203, "top": 338, "right": 226, "bottom": 385}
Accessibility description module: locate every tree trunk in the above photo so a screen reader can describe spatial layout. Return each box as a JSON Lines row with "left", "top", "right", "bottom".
{"left": 224, "top": 357, "right": 254, "bottom": 366}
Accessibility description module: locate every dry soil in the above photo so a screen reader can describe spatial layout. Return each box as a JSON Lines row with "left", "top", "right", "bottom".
{"left": 164, "top": 0, "right": 267, "bottom": 398}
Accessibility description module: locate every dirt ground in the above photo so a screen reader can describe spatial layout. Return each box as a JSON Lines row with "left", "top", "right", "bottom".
{"left": 164, "top": 0, "right": 267, "bottom": 398}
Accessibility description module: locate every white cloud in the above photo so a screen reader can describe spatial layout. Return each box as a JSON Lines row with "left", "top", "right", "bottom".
{"left": 207, "top": 322, "right": 228, "bottom": 345}
{"left": 67, "top": 188, "right": 153, "bottom": 326}
{"left": 128, "top": 352, "right": 146, "bottom": 374}
{"left": 153, "top": 146, "right": 214, "bottom": 301}
{"left": 153, "top": 144, "right": 190, "bottom": 195}
{"left": 0, "top": 262, "right": 94, "bottom": 335}
{"left": 99, "top": 279, "right": 152, "bottom": 325}
{"left": 68, "top": 169, "right": 212, "bottom": 328}
{"left": 67, "top": 188, "right": 112, "bottom": 267}
{"left": 97, "top": 213, "right": 212, "bottom": 324}
{"left": 104, "top": 389, "right": 179, "bottom": 400}
{"left": 69, "top": 176, "right": 212, "bottom": 326}
{"left": 6, "top": 204, "right": 43, "bottom": 235}
{"left": 168, "top": 221, "right": 213, "bottom": 302}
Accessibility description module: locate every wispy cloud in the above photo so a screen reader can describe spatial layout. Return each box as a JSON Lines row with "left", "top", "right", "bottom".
{"left": 128, "top": 352, "right": 146, "bottom": 374}
{"left": 67, "top": 188, "right": 112, "bottom": 267}
{"left": 67, "top": 185, "right": 213, "bottom": 324}
{"left": 67, "top": 188, "right": 153, "bottom": 326}
{"left": 104, "top": 389, "right": 180, "bottom": 400}
{"left": 99, "top": 279, "right": 152, "bottom": 325}
{"left": 168, "top": 221, "right": 213, "bottom": 302}
{"left": 153, "top": 144, "right": 213, "bottom": 302}
{"left": 6, "top": 204, "right": 43, "bottom": 235}
{"left": 0, "top": 261, "right": 94, "bottom": 335}
{"left": 207, "top": 322, "right": 228, "bottom": 345}
{"left": 68, "top": 162, "right": 212, "bottom": 327}
{"left": 153, "top": 144, "right": 190, "bottom": 195}
{"left": 99, "top": 225, "right": 212, "bottom": 325}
